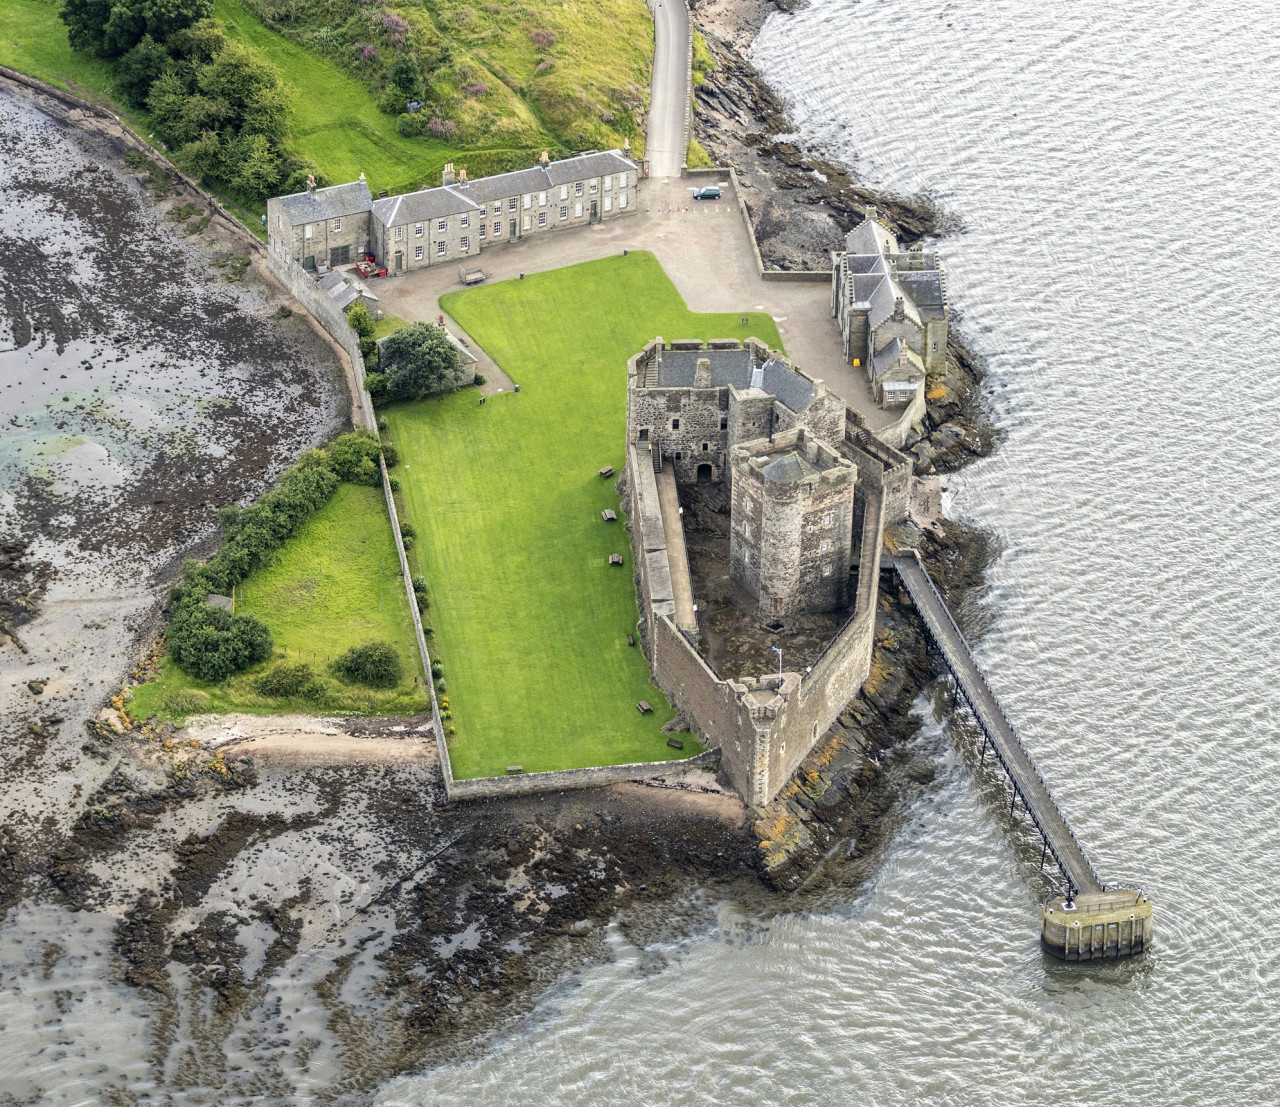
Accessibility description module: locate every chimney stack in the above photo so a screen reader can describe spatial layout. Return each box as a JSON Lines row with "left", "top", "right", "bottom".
{"left": 442, "top": 162, "right": 456, "bottom": 186}
{"left": 539, "top": 149, "right": 550, "bottom": 166}
{"left": 306, "top": 174, "right": 316, "bottom": 195}
{"left": 358, "top": 171, "right": 366, "bottom": 184}
{"left": 459, "top": 168, "right": 468, "bottom": 182}
{"left": 694, "top": 356, "right": 712, "bottom": 389}
{"left": 893, "top": 297, "right": 904, "bottom": 321}
{"left": 623, "top": 137, "right": 631, "bottom": 155}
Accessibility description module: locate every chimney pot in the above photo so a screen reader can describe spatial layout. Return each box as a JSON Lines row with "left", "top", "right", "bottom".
{"left": 442, "top": 162, "right": 456, "bottom": 186}
{"left": 306, "top": 174, "right": 316, "bottom": 194}
{"left": 539, "top": 149, "right": 550, "bottom": 165}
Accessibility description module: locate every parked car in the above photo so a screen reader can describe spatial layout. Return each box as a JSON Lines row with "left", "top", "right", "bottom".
{"left": 692, "top": 185, "right": 721, "bottom": 200}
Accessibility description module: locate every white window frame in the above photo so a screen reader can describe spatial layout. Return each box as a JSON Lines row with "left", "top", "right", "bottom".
{"left": 479, "top": 224, "right": 486, "bottom": 239}
{"left": 333, "top": 217, "right": 343, "bottom": 231}
{"left": 493, "top": 203, "right": 502, "bottom": 215}
{"left": 509, "top": 198, "right": 518, "bottom": 211}
{"left": 494, "top": 221, "right": 502, "bottom": 236}
{"left": 415, "top": 223, "right": 424, "bottom": 237}
{"left": 574, "top": 202, "right": 582, "bottom": 218}
{"left": 414, "top": 244, "right": 424, "bottom": 260}
{"left": 575, "top": 181, "right": 584, "bottom": 196}
{"left": 604, "top": 176, "right": 612, "bottom": 191}
{"left": 436, "top": 219, "right": 446, "bottom": 233}
{"left": 522, "top": 214, "right": 531, "bottom": 230}
{"left": 461, "top": 235, "right": 470, "bottom": 251}
{"left": 523, "top": 195, "right": 532, "bottom": 209}
{"left": 559, "top": 185, "right": 568, "bottom": 200}
{"left": 822, "top": 564, "right": 832, "bottom": 577}
{"left": 538, "top": 191, "right": 547, "bottom": 206}
{"left": 460, "top": 213, "right": 469, "bottom": 228}
{"left": 619, "top": 192, "right": 628, "bottom": 209}
{"left": 537, "top": 210, "right": 547, "bottom": 227}
{"left": 436, "top": 240, "right": 446, "bottom": 256}
{"left": 820, "top": 539, "right": 832, "bottom": 554}
{"left": 394, "top": 226, "right": 404, "bottom": 241}
{"left": 305, "top": 224, "right": 314, "bottom": 239}
{"left": 604, "top": 196, "right": 612, "bottom": 212}
{"left": 559, "top": 205, "right": 567, "bottom": 220}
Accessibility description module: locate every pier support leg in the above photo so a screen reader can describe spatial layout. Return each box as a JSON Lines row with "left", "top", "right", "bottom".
{"left": 1040, "top": 840, "right": 1047, "bottom": 871}
{"left": 980, "top": 736, "right": 987, "bottom": 766}
{"left": 1010, "top": 789, "right": 1018, "bottom": 815}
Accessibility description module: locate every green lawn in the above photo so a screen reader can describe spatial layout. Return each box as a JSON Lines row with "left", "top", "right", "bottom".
{"left": 384, "top": 252, "right": 783, "bottom": 778}
{"left": 130, "top": 483, "right": 430, "bottom": 723}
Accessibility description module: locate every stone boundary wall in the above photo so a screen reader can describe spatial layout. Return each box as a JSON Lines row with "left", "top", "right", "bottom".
{"left": 447, "top": 748, "right": 719, "bottom": 799}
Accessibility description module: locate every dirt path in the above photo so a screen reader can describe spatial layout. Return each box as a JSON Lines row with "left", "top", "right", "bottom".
{"left": 186, "top": 713, "right": 437, "bottom": 767}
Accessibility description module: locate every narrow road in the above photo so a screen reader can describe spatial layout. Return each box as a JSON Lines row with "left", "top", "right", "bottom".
{"left": 893, "top": 552, "right": 1102, "bottom": 895}
{"left": 646, "top": 0, "right": 691, "bottom": 178}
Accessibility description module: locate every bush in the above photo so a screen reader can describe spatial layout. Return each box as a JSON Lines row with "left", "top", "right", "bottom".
{"left": 328, "top": 431, "right": 383, "bottom": 485}
{"left": 415, "top": 592, "right": 428, "bottom": 612}
{"left": 332, "top": 641, "right": 402, "bottom": 688}
{"left": 473, "top": 373, "right": 486, "bottom": 386}
{"left": 431, "top": 659, "right": 443, "bottom": 677}
{"left": 167, "top": 601, "right": 272, "bottom": 682}
{"left": 377, "top": 416, "right": 389, "bottom": 432}
{"left": 399, "top": 521, "right": 416, "bottom": 540}
{"left": 402, "top": 535, "right": 415, "bottom": 550}
{"left": 347, "top": 301, "right": 374, "bottom": 339}
{"left": 162, "top": 688, "right": 210, "bottom": 715}
{"left": 411, "top": 575, "right": 427, "bottom": 593}
{"left": 388, "top": 476, "right": 400, "bottom": 492}
{"left": 254, "top": 662, "right": 322, "bottom": 699}
{"left": 381, "top": 442, "right": 399, "bottom": 468}
{"left": 436, "top": 678, "right": 447, "bottom": 694}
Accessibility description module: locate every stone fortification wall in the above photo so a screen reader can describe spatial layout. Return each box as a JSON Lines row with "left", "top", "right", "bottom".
{"left": 627, "top": 441, "right": 678, "bottom": 649}
{"left": 446, "top": 749, "right": 719, "bottom": 799}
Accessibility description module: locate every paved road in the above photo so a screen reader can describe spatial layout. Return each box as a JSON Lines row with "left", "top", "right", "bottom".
{"left": 646, "top": 0, "right": 690, "bottom": 178}
{"left": 893, "top": 552, "right": 1103, "bottom": 895}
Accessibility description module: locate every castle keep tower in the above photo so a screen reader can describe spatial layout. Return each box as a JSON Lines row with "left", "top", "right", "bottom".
{"left": 729, "top": 429, "right": 858, "bottom": 617}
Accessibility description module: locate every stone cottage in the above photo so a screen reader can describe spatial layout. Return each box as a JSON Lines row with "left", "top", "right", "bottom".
{"left": 830, "top": 207, "right": 949, "bottom": 407}
{"left": 267, "top": 150, "right": 639, "bottom": 275}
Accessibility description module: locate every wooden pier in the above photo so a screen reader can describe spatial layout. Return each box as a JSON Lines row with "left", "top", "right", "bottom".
{"left": 891, "top": 550, "right": 1152, "bottom": 959}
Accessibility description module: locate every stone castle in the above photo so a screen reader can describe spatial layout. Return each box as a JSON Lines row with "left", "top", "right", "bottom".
{"left": 831, "top": 207, "right": 950, "bottom": 408}
{"left": 625, "top": 337, "right": 914, "bottom": 805}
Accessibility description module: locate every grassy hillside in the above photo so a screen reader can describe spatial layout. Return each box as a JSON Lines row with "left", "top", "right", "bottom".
{"left": 385, "top": 252, "right": 782, "bottom": 778}
{"left": 0, "top": 0, "right": 653, "bottom": 201}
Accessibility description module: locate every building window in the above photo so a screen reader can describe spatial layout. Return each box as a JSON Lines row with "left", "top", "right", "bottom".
{"left": 479, "top": 224, "right": 486, "bottom": 239}
{"left": 675, "top": 451, "right": 683, "bottom": 460}
{"left": 305, "top": 224, "right": 314, "bottom": 239}
{"left": 461, "top": 235, "right": 470, "bottom": 251}
{"left": 744, "top": 522, "right": 751, "bottom": 539}
{"left": 590, "top": 182, "right": 599, "bottom": 194}
{"left": 436, "top": 219, "right": 446, "bottom": 233}
{"left": 744, "top": 549, "right": 750, "bottom": 565}
{"left": 559, "top": 205, "right": 568, "bottom": 220}
{"left": 523, "top": 195, "right": 531, "bottom": 209}
{"left": 538, "top": 191, "right": 547, "bottom": 206}
{"left": 619, "top": 193, "right": 628, "bottom": 209}
{"left": 538, "top": 211, "right": 547, "bottom": 227}
{"left": 604, "top": 196, "right": 612, "bottom": 212}
{"left": 508, "top": 198, "right": 518, "bottom": 211}
{"left": 604, "top": 176, "right": 612, "bottom": 191}
{"left": 671, "top": 418, "right": 680, "bottom": 430}
{"left": 575, "top": 182, "right": 584, "bottom": 196}
{"left": 494, "top": 222, "right": 502, "bottom": 236}
{"left": 394, "top": 226, "right": 404, "bottom": 241}
{"left": 436, "top": 241, "right": 446, "bottom": 256}
{"left": 560, "top": 185, "right": 568, "bottom": 200}
{"left": 493, "top": 203, "right": 502, "bottom": 215}
{"left": 720, "top": 416, "right": 728, "bottom": 429}
{"left": 522, "top": 214, "right": 531, "bottom": 230}
{"left": 701, "top": 442, "right": 709, "bottom": 451}
{"left": 574, "top": 202, "right": 583, "bottom": 218}
{"left": 414, "top": 244, "right": 424, "bottom": 260}
{"left": 820, "top": 539, "right": 831, "bottom": 553}
{"left": 333, "top": 217, "right": 342, "bottom": 231}
{"left": 414, "top": 223, "right": 424, "bottom": 237}
{"left": 460, "top": 213, "right": 469, "bottom": 228}
{"left": 822, "top": 564, "right": 832, "bottom": 577}
{"left": 621, "top": 172, "right": 630, "bottom": 187}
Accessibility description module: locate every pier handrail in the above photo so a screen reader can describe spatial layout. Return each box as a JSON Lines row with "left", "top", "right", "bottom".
{"left": 893, "top": 550, "right": 1102, "bottom": 894}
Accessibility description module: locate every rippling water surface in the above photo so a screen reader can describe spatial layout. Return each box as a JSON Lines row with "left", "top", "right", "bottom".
{"left": 384, "top": 0, "right": 1280, "bottom": 1101}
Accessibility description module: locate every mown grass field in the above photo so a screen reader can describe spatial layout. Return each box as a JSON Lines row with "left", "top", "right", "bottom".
{"left": 384, "top": 252, "right": 783, "bottom": 778}
{"left": 130, "top": 483, "right": 429, "bottom": 723}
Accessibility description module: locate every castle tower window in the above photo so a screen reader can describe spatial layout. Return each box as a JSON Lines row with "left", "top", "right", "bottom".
{"left": 822, "top": 564, "right": 832, "bottom": 577}
{"left": 702, "top": 442, "right": 709, "bottom": 451}
{"left": 824, "top": 513, "right": 833, "bottom": 527}
{"left": 820, "top": 539, "right": 831, "bottom": 553}
{"left": 671, "top": 418, "right": 680, "bottom": 430}
{"left": 720, "top": 416, "right": 728, "bottom": 429}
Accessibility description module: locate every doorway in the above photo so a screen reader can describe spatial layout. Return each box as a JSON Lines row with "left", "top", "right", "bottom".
{"left": 696, "top": 463, "right": 713, "bottom": 484}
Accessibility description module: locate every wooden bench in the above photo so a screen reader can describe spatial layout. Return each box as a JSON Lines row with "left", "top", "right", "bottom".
{"left": 598, "top": 466, "right": 615, "bottom": 478}
{"left": 609, "top": 554, "right": 623, "bottom": 566}
{"left": 666, "top": 737, "right": 684, "bottom": 750}
{"left": 636, "top": 701, "right": 652, "bottom": 714}
{"left": 506, "top": 765, "right": 523, "bottom": 774}
{"left": 627, "top": 633, "right": 635, "bottom": 647}
{"left": 601, "top": 509, "right": 617, "bottom": 522}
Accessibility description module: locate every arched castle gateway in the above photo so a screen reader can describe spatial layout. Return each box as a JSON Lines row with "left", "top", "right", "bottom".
{"left": 624, "top": 338, "right": 915, "bottom": 806}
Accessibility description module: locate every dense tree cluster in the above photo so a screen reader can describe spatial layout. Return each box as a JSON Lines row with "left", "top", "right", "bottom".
{"left": 164, "top": 433, "right": 393, "bottom": 682}
{"left": 332, "top": 641, "right": 403, "bottom": 688}
{"left": 365, "top": 322, "right": 465, "bottom": 403}
{"left": 60, "top": 1, "right": 313, "bottom": 198}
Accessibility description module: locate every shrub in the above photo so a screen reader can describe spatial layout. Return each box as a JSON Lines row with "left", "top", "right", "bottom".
{"left": 359, "top": 337, "right": 377, "bottom": 360}
{"left": 435, "top": 678, "right": 447, "bottom": 694}
{"left": 388, "top": 476, "right": 400, "bottom": 492}
{"left": 162, "top": 688, "right": 210, "bottom": 715}
{"left": 399, "top": 521, "right": 416, "bottom": 539}
{"left": 402, "top": 535, "right": 415, "bottom": 550}
{"left": 431, "top": 659, "right": 443, "bottom": 677}
{"left": 415, "top": 592, "right": 428, "bottom": 612}
{"left": 332, "top": 641, "right": 402, "bottom": 688}
{"left": 377, "top": 323, "right": 465, "bottom": 401}
{"left": 167, "top": 601, "right": 272, "bottom": 682}
{"left": 377, "top": 416, "right": 389, "bottom": 431}
{"left": 254, "top": 662, "right": 322, "bottom": 698}
{"left": 347, "top": 301, "right": 374, "bottom": 338}
{"left": 411, "top": 575, "right": 427, "bottom": 594}
{"left": 328, "top": 431, "right": 383, "bottom": 485}
{"left": 530, "top": 28, "right": 556, "bottom": 49}
{"left": 381, "top": 442, "right": 399, "bottom": 468}
{"left": 473, "top": 373, "right": 486, "bottom": 385}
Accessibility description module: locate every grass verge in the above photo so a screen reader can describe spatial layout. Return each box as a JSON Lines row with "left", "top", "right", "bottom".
{"left": 383, "top": 251, "right": 783, "bottom": 778}
{"left": 130, "top": 483, "right": 429, "bottom": 723}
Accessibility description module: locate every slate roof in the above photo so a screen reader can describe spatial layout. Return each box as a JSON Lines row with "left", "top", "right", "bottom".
{"left": 895, "top": 271, "right": 946, "bottom": 320}
{"left": 760, "top": 450, "right": 817, "bottom": 484}
{"left": 369, "top": 150, "right": 638, "bottom": 226}
{"left": 870, "top": 338, "right": 924, "bottom": 382}
{"left": 277, "top": 181, "right": 373, "bottom": 227}
{"left": 651, "top": 349, "right": 815, "bottom": 413}
{"left": 373, "top": 188, "right": 479, "bottom": 227}
{"left": 843, "top": 216, "right": 897, "bottom": 257}
{"left": 316, "top": 270, "right": 375, "bottom": 311}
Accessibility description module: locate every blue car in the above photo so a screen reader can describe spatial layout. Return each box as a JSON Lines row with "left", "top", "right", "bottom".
{"left": 692, "top": 186, "right": 722, "bottom": 200}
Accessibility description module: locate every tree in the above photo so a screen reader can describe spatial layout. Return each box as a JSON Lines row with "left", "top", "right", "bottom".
{"left": 327, "top": 431, "right": 384, "bottom": 485}
{"left": 378, "top": 323, "right": 465, "bottom": 401}
{"left": 346, "top": 301, "right": 374, "bottom": 339}
{"left": 60, "top": 0, "right": 211, "bottom": 58}
{"left": 116, "top": 34, "right": 170, "bottom": 107}
{"left": 167, "top": 601, "right": 272, "bottom": 682}
{"left": 332, "top": 641, "right": 402, "bottom": 688}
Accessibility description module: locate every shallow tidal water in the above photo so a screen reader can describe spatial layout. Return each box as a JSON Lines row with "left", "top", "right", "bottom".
{"left": 383, "top": 0, "right": 1280, "bottom": 1102}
